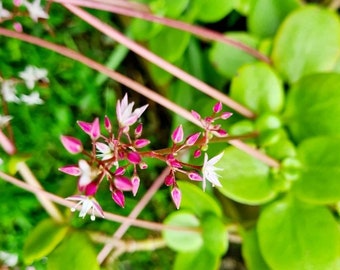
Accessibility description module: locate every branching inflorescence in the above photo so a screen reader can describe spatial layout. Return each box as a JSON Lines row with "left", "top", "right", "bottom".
{"left": 60, "top": 94, "right": 232, "bottom": 220}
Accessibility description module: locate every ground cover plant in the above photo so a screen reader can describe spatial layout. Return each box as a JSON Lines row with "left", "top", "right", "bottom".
{"left": 0, "top": 0, "right": 340, "bottom": 269}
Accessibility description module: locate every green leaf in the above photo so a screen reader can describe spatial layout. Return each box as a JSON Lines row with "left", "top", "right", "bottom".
{"left": 248, "top": 0, "right": 300, "bottom": 38}
{"left": 258, "top": 198, "right": 340, "bottom": 270}
{"left": 233, "top": 0, "right": 257, "bottom": 15}
{"left": 163, "top": 0, "right": 190, "bottom": 17}
{"left": 272, "top": 6, "right": 340, "bottom": 83}
{"left": 174, "top": 247, "right": 220, "bottom": 270}
{"left": 218, "top": 146, "right": 276, "bottom": 205}
{"left": 284, "top": 73, "right": 340, "bottom": 142}
{"left": 209, "top": 32, "right": 259, "bottom": 78}
{"left": 23, "top": 219, "right": 68, "bottom": 265}
{"left": 47, "top": 232, "right": 99, "bottom": 270}
{"left": 242, "top": 228, "right": 270, "bottom": 270}
{"left": 129, "top": 18, "right": 163, "bottom": 41}
{"left": 163, "top": 210, "right": 203, "bottom": 252}
{"left": 177, "top": 181, "right": 222, "bottom": 217}
{"left": 149, "top": 27, "right": 191, "bottom": 62}
{"left": 196, "top": 0, "right": 233, "bottom": 23}
{"left": 230, "top": 62, "right": 284, "bottom": 113}
{"left": 201, "top": 213, "right": 228, "bottom": 256}
{"left": 293, "top": 137, "right": 340, "bottom": 204}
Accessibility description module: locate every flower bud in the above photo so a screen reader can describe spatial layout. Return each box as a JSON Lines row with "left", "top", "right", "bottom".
{"left": 164, "top": 174, "right": 175, "bottom": 186}
{"left": 135, "top": 123, "right": 143, "bottom": 137}
{"left": 90, "top": 117, "right": 100, "bottom": 140}
{"left": 185, "top": 132, "right": 200, "bottom": 146}
{"left": 221, "top": 112, "right": 233, "bottom": 120}
{"left": 112, "top": 190, "right": 125, "bottom": 208}
{"left": 171, "top": 187, "right": 181, "bottom": 210}
{"left": 188, "top": 171, "right": 203, "bottom": 181}
{"left": 59, "top": 165, "right": 81, "bottom": 176}
{"left": 114, "top": 176, "right": 133, "bottom": 191}
{"left": 104, "top": 115, "right": 112, "bottom": 132}
{"left": 171, "top": 124, "right": 183, "bottom": 144}
{"left": 60, "top": 135, "right": 83, "bottom": 154}
{"left": 132, "top": 175, "right": 140, "bottom": 196}
{"left": 127, "top": 151, "right": 141, "bottom": 164}
{"left": 191, "top": 110, "right": 201, "bottom": 120}
{"left": 134, "top": 139, "right": 150, "bottom": 148}
{"left": 193, "top": 149, "right": 201, "bottom": 158}
{"left": 77, "top": 120, "right": 92, "bottom": 135}
{"left": 213, "top": 101, "right": 222, "bottom": 113}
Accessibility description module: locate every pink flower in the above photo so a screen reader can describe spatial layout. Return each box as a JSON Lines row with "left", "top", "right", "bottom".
{"left": 171, "top": 187, "right": 181, "bottom": 209}
{"left": 60, "top": 136, "right": 83, "bottom": 154}
{"left": 116, "top": 94, "right": 148, "bottom": 132}
{"left": 112, "top": 189, "right": 125, "bottom": 207}
{"left": 171, "top": 125, "right": 183, "bottom": 144}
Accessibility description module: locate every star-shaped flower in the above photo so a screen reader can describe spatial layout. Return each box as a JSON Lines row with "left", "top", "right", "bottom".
{"left": 21, "top": 0, "right": 49, "bottom": 22}
{"left": 202, "top": 152, "right": 224, "bottom": 191}
{"left": 116, "top": 94, "right": 148, "bottom": 132}
{"left": 19, "top": 65, "right": 48, "bottom": 89}
{"left": 1, "top": 80, "right": 20, "bottom": 103}
{"left": 66, "top": 195, "right": 104, "bottom": 221}
{"left": 20, "top": 91, "right": 44, "bottom": 105}
{"left": 96, "top": 142, "right": 114, "bottom": 161}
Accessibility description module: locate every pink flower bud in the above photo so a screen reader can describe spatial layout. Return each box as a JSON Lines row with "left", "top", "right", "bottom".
{"left": 127, "top": 151, "right": 141, "bottom": 164}
{"left": 112, "top": 190, "right": 125, "bottom": 207}
{"left": 139, "top": 162, "right": 148, "bottom": 170}
{"left": 77, "top": 121, "right": 92, "bottom": 135}
{"left": 134, "top": 139, "right": 150, "bottom": 148}
{"left": 213, "top": 101, "right": 222, "bottom": 113}
{"left": 166, "top": 154, "right": 182, "bottom": 168}
{"left": 185, "top": 132, "right": 201, "bottom": 146}
{"left": 104, "top": 115, "right": 112, "bottom": 132}
{"left": 90, "top": 118, "right": 100, "bottom": 140}
{"left": 132, "top": 176, "right": 140, "bottom": 196}
{"left": 13, "top": 22, "right": 23, "bottom": 32}
{"left": 191, "top": 110, "right": 201, "bottom": 120}
{"left": 171, "top": 125, "right": 183, "bottom": 144}
{"left": 193, "top": 149, "right": 201, "bottom": 158}
{"left": 216, "top": 129, "right": 228, "bottom": 137}
{"left": 171, "top": 187, "right": 181, "bottom": 210}
{"left": 221, "top": 112, "right": 233, "bottom": 119}
{"left": 188, "top": 171, "right": 203, "bottom": 181}
{"left": 164, "top": 174, "right": 175, "bottom": 186}
{"left": 135, "top": 123, "right": 143, "bottom": 137}
{"left": 60, "top": 136, "right": 83, "bottom": 154}
{"left": 85, "top": 181, "right": 98, "bottom": 196}
{"left": 115, "top": 167, "right": 125, "bottom": 175}
{"left": 59, "top": 165, "right": 81, "bottom": 176}
{"left": 114, "top": 176, "right": 133, "bottom": 191}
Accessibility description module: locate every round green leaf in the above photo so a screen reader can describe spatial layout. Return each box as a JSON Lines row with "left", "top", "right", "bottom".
{"left": 47, "top": 232, "right": 99, "bottom": 270}
{"left": 130, "top": 18, "right": 162, "bottom": 41}
{"left": 272, "top": 6, "right": 340, "bottom": 83}
{"left": 177, "top": 181, "right": 222, "bottom": 217}
{"left": 163, "top": 210, "right": 203, "bottom": 252}
{"left": 258, "top": 198, "right": 340, "bottom": 270}
{"left": 230, "top": 62, "right": 284, "bottom": 113}
{"left": 218, "top": 146, "right": 276, "bottom": 205}
{"left": 196, "top": 0, "right": 233, "bottom": 23}
{"left": 242, "top": 228, "right": 270, "bottom": 270}
{"left": 284, "top": 73, "right": 340, "bottom": 142}
{"left": 209, "top": 32, "right": 259, "bottom": 78}
{"left": 174, "top": 247, "right": 220, "bottom": 270}
{"left": 150, "top": 27, "right": 191, "bottom": 62}
{"left": 163, "top": 0, "right": 190, "bottom": 17}
{"left": 23, "top": 219, "right": 68, "bottom": 265}
{"left": 248, "top": 0, "right": 300, "bottom": 38}
{"left": 293, "top": 137, "right": 340, "bottom": 204}
{"left": 201, "top": 213, "right": 228, "bottom": 256}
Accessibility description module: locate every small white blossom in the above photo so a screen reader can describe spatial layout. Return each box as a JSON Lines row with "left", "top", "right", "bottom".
{"left": 21, "top": 0, "right": 49, "bottom": 22}
{"left": 19, "top": 65, "right": 48, "bottom": 89}
{"left": 202, "top": 152, "right": 224, "bottom": 191}
{"left": 116, "top": 94, "right": 148, "bottom": 132}
{"left": 96, "top": 142, "right": 114, "bottom": 161}
{"left": 66, "top": 195, "right": 104, "bottom": 221}
{"left": 1, "top": 80, "right": 20, "bottom": 103}
{"left": 78, "top": 159, "right": 92, "bottom": 187}
{"left": 20, "top": 91, "right": 44, "bottom": 105}
{"left": 0, "top": 2, "right": 11, "bottom": 19}
{"left": 0, "top": 114, "right": 13, "bottom": 128}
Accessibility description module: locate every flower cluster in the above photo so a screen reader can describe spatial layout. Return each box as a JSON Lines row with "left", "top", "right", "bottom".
{"left": 1, "top": 65, "right": 48, "bottom": 105}
{"left": 60, "top": 94, "right": 232, "bottom": 220}
{"left": 0, "top": 0, "right": 49, "bottom": 31}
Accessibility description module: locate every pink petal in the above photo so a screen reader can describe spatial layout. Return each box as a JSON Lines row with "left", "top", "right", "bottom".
{"left": 213, "top": 101, "right": 222, "bottom": 113}
{"left": 90, "top": 117, "right": 100, "bottom": 140}
{"left": 59, "top": 165, "right": 81, "bottom": 176}
{"left": 185, "top": 132, "right": 201, "bottom": 146}
{"left": 132, "top": 176, "right": 140, "bottom": 196}
{"left": 85, "top": 181, "right": 98, "bottom": 196}
{"left": 164, "top": 174, "right": 175, "bottom": 186}
{"left": 127, "top": 151, "right": 141, "bottom": 164}
{"left": 171, "top": 187, "right": 181, "bottom": 210}
{"left": 221, "top": 112, "right": 233, "bottom": 120}
{"left": 60, "top": 135, "right": 83, "bottom": 154}
{"left": 193, "top": 149, "right": 201, "bottom": 158}
{"left": 112, "top": 190, "right": 125, "bottom": 207}
{"left": 134, "top": 138, "right": 150, "bottom": 148}
{"left": 77, "top": 121, "right": 92, "bottom": 135}
{"left": 104, "top": 115, "right": 112, "bottom": 132}
{"left": 188, "top": 172, "right": 203, "bottom": 181}
{"left": 114, "top": 176, "right": 133, "bottom": 191}
{"left": 191, "top": 110, "right": 201, "bottom": 120}
{"left": 171, "top": 124, "right": 183, "bottom": 144}
{"left": 135, "top": 123, "right": 143, "bottom": 137}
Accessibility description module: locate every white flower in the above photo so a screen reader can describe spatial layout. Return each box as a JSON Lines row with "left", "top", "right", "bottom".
{"left": 96, "top": 142, "right": 114, "bottom": 160}
{"left": 1, "top": 80, "right": 20, "bottom": 103}
{"left": 66, "top": 195, "right": 104, "bottom": 221}
{"left": 116, "top": 94, "right": 148, "bottom": 131}
{"left": 202, "top": 152, "right": 224, "bottom": 191}
{"left": 0, "top": 114, "right": 13, "bottom": 128}
{"left": 19, "top": 65, "right": 48, "bottom": 89}
{"left": 21, "top": 0, "right": 49, "bottom": 22}
{"left": 20, "top": 91, "right": 44, "bottom": 105}
{"left": 78, "top": 159, "right": 93, "bottom": 187}
{"left": 0, "top": 2, "right": 11, "bottom": 19}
